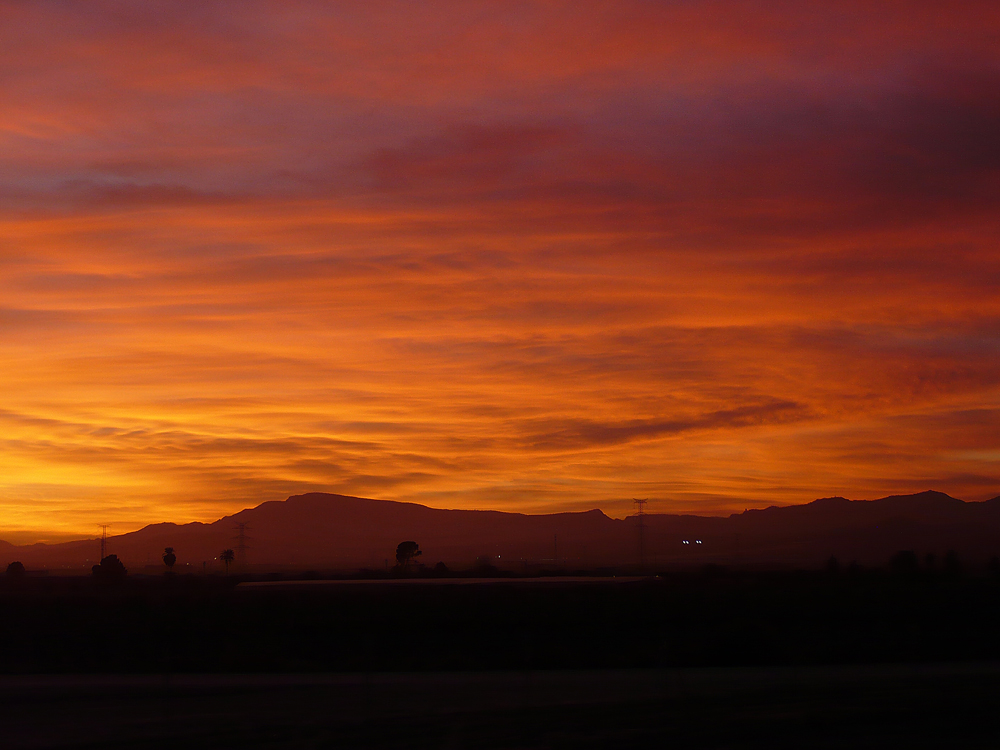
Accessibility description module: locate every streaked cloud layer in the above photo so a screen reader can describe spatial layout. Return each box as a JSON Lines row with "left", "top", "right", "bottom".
{"left": 2, "top": 1, "right": 999, "bottom": 540}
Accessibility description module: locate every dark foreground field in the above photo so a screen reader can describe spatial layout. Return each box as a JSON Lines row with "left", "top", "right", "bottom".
{"left": 2, "top": 571, "right": 1000, "bottom": 747}
{"left": 3, "top": 664, "right": 1000, "bottom": 749}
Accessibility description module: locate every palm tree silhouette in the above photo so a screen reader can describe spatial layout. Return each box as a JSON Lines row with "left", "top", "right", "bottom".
{"left": 220, "top": 549, "right": 235, "bottom": 575}
{"left": 162, "top": 547, "right": 176, "bottom": 571}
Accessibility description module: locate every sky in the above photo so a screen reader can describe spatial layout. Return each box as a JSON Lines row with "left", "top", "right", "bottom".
{"left": 2, "top": 1, "right": 999, "bottom": 542}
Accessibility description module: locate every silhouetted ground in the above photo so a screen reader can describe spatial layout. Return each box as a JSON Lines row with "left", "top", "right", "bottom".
{"left": 4, "top": 569, "right": 1000, "bottom": 671}
{"left": 2, "top": 665, "right": 1000, "bottom": 748}
{"left": 3, "top": 570, "right": 1000, "bottom": 747}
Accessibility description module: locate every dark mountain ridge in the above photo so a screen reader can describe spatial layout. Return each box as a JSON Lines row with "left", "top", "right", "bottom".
{"left": 3, "top": 490, "right": 999, "bottom": 571}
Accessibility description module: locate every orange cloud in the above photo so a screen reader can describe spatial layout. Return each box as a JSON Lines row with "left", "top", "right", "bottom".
{"left": 1, "top": 2, "right": 998, "bottom": 540}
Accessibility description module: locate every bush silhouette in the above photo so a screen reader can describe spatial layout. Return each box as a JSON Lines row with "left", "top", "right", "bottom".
{"left": 5, "top": 561, "right": 25, "bottom": 578}
{"left": 92, "top": 554, "right": 127, "bottom": 580}
{"left": 474, "top": 561, "right": 499, "bottom": 577}
{"left": 890, "top": 550, "right": 919, "bottom": 577}
{"left": 943, "top": 550, "right": 963, "bottom": 578}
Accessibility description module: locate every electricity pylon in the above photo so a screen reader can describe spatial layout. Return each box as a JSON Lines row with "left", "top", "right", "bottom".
{"left": 234, "top": 522, "right": 251, "bottom": 569}
{"left": 99, "top": 524, "right": 110, "bottom": 560}
{"left": 633, "top": 499, "right": 648, "bottom": 567}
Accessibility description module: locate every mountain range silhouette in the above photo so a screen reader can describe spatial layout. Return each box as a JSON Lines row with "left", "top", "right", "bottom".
{"left": 3, "top": 490, "right": 1000, "bottom": 571}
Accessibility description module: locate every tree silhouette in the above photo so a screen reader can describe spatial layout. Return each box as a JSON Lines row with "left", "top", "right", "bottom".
{"left": 220, "top": 549, "right": 235, "bottom": 574}
{"left": 5, "top": 561, "right": 25, "bottom": 578}
{"left": 395, "top": 541, "right": 422, "bottom": 568}
{"left": 92, "top": 554, "right": 127, "bottom": 581}
{"left": 162, "top": 547, "right": 176, "bottom": 571}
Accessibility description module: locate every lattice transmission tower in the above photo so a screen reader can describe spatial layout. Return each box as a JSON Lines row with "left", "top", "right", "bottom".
{"left": 234, "top": 522, "right": 251, "bottom": 569}
{"left": 633, "top": 498, "right": 648, "bottom": 567}
{"left": 99, "top": 524, "right": 110, "bottom": 560}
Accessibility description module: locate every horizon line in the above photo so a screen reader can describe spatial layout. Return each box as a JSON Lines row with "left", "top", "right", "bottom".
{"left": 4, "top": 488, "right": 994, "bottom": 548}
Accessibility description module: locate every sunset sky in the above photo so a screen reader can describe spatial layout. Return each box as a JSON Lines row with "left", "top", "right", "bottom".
{"left": 2, "top": 1, "right": 999, "bottom": 542}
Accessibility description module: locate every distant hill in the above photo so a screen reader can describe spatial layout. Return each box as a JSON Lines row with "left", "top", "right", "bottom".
{"left": 3, "top": 490, "right": 1000, "bottom": 572}
{"left": 640, "top": 490, "right": 1000, "bottom": 567}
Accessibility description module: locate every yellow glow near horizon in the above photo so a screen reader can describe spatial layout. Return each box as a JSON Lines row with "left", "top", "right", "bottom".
{"left": 2, "top": 3, "right": 999, "bottom": 541}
